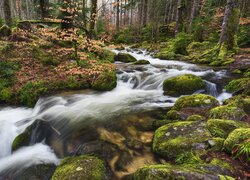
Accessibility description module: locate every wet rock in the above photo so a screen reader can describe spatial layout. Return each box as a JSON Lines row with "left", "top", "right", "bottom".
{"left": 223, "top": 128, "right": 250, "bottom": 153}
{"left": 115, "top": 53, "right": 137, "bottom": 63}
{"left": 125, "top": 139, "right": 144, "bottom": 150}
{"left": 13, "top": 164, "right": 56, "bottom": 180}
{"left": 153, "top": 121, "right": 212, "bottom": 160}
{"left": 207, "top": 119, "right": 249, "bottom": 138}
{"left": 225, "top": 77, "right": 250, "bottom": 95}
{"left": 163, "top": 74, "right": 205, "bottom": 97}
{"left": 131, "top": 164, "right": 234, "bottom": 180}
{"left": 165, "top": 110, "right": 184, "bottom": 120}
{"left": 209, "top": 106, "right": 247, "bottom": 121}
{"left": 172, "top": 94, "right": 219, "bottom": 117}
{"left": 133, "top": 60, "right": 150, "bottom": 65}
{"left": 52, "top": 155, "right": 108, "bottom": 180}
{"left": 223, "top": 95, "right": 250, "bottom": 114}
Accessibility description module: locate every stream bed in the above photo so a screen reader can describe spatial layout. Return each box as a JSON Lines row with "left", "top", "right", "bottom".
{"left": 0, "top": 48, "right": 235, "bottom": 178}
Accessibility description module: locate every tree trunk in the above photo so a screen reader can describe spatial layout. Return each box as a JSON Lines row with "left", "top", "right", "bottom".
{"left": 82, "top": 0, "right": 87, "bottom": 28}
{"left": 175, "top": 0, "right": 182, "bottom": 34}
{"left": 116, "top": 0, "right": 120, "bottom": 31}
{"left": 40, "top": 0, "right": 48, "bottom": 19}
{"left": 188, "top": 0, "right": 198, "bottom": 31}
{"left": 89, "top": 0, "right": 98, "bottom": 34}
{"left": 142, "top": 0, "right": 148, "bottom": 26}
{"left": 167, "top": 0, "right": 173, "bottom": 23}
{"left": 219, "top": 0, "right": 240, "bottom": 49}
{"left": 3, "top": 0, "right": 12, "bottom": 26}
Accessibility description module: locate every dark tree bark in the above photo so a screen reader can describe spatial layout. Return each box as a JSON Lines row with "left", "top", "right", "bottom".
{"left": 175, "top": 0, "right": 182, "bottom": 34}
{"left": 3, "top": 0, "right": 12, "bottom": 26}
{"left": 82, "top": 0, "right": 87, "bottom": 28}
{"left": 40, "top": 0, "right": 48, "bottom": 19}
{"left": 188, "top": 0, "right": 198, "bottom": 31}
{"left": 142, "top": 0, "right": 148, "bottom": 27}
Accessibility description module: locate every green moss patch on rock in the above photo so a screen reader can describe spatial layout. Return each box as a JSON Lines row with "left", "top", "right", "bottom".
{"left": 91, "top": 70, "right": 117, "bottom": 91}
{"left": 52, "top": 155, "right": 106, "bottom": 180}
{"left": 209, "top": 106, "right": 247, "bottom": 121}
{"left": 223, "top": 95, "right": 250, "bottom": 114}
{"left": 165, "top": 110, "right": 183, "bottom": 120}
{"left": 208, "top": 138, "right": 225, "bottom": 151}
{"left": 173, "top": 94, "right": 219, "bottom": 112}
{"left": 187, "top": 114, "right": 205, "bottom": 121}
{"left": 133, "top": 59, "right": 150, "bottom": 65}
{"left": 153, "top": 121, "right": 212, "bottom": 160}
{"left": 132, "top": 163, "right": 234, "bottom": 180}
{"left": 207, "top": 119, "right": 249, "bottom": 139}
{"left": 224, "top": 128, "right": 250, "bottom": 153}
{"left": 225, "top": 78, "right": 250, "bottom": 95}
{"left": 163, "top": 74, "right": 205, "bottom": 97}
{"left": 114, "top": 53, "right": 137, "bottom": 63}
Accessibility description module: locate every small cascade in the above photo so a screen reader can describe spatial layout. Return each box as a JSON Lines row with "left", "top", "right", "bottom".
{"left": 205, "top": 80, "right": 219, "bottom": 97}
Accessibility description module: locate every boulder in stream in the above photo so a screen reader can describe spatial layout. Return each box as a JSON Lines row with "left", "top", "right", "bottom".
{"left": 133, "top": 60, "right": 150, "bottom": 65}
{"left": 163, "top": 74, "right": 205, "bottom": 97}
{"left": 114, "top": 53, "right": 137, "bottom": 63}
{"left": 209, "top": 106, "right": 247, "bottom": 121}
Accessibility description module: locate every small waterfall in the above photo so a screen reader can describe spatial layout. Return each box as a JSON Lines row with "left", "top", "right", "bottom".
{"left": 205, "top": 80, "right": 218, "bottom": 97}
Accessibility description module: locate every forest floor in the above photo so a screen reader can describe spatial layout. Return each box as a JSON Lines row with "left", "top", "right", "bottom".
{"left": 0, "top": 25, "right": 117, "bottom": 107}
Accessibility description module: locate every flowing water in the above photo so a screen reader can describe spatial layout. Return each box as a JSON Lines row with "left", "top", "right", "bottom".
{"left": 0, "top": 48, "right": 234, "bottom": 178}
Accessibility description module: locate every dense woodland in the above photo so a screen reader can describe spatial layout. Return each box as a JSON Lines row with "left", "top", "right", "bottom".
{"left": 0, "top": 0, "right": 250, "bottom": 179}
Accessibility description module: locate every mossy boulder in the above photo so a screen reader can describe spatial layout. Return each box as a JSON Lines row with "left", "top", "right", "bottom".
{"left": 52, "top": 155, "right": 107, "bottom": 180}
{"left": 153, "top": 121, "right": 212, "bottom": 160}
{"left": 132, "top": 164, "right": 234, "bottom": 180}
{"left": 133, "top": 60, "right": 150, "bottom": 65}
{"left": 224, "top": 128, "right": 250, "bottom": 153}
{"left": 172, "top": 94, "right": 219, "bottom": 117}
{"left": 91, "top": 70, "right": 117, "bottom": 91}
{"left": 223, "top": 95, "right": 250, "bottom": 114}
{"left": 209, "top": 106, "right": 247, "bottom": 121}
{"left": 163, "top": 74, "right": 205, "bottom": 97}
{"left": 207, "top": 119, "right": 249, "bottom": 139}
{"left": 225, "top": 78, "right": 250, "bottom": 95}
{"left": 165, "top": 110, "right": 183, "bottom": 120}
{"left": 208, "top": 138, "right": 225, "bottom": 151}
{"left": 0, "top": 25, "right": 11, "bottom": 37}
{"left": 114, "top": 53, "right": 137, "bottom": 63}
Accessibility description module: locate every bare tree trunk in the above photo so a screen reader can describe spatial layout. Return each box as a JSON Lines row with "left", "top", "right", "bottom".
{"left": 188, "top": 0, "right": 198, "bottom": 31}
{"left": 167, "top": 0, "right": 173, "bottom": 23}
{"left": 82, "top": 0, "right": 87, "bottom": 29}
{"left": 219, "top": 0, "right": 240, "bottom": 49}
{"left": 90, "top": 0, "right": 98, "bottom": 34}
{"left": 142, "top": 0, "right": 148, "bottom": 26}
{"left": 175, "top": 0, "right": 182, "bottom": 34}
{"left": 116, "top": 0, "right": 120, "bottom": 31}
{"left": 3, "top": 0, "right": 12, "bottom": 26}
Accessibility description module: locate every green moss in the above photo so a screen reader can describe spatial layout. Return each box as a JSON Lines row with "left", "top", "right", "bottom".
{"left": 52, "top": 155, "right": 106, "bottom": 180}
{"left": 155, "top": 33, "right": 192, "bottom": 60}
{"left": 173, "top": 94, "right": 219, "bottom": 111}
{"left": 96, "top": 49, "right": 115, "bottom": 63}
{"left": 209, "top": 106, "right": 247, "bottom": 121}
{"left": 132, "top": 163, "right": 234, "bottom": 180}
{"left": 153, "top": 121, "right": 212, "bottom": 159}
{"left": 225, "top": 78, "right": 250, "bottom": 95}
{"left": 133, "top": 60, "right": 150, "bottom": 65}
{"left": 12, "top": 129, "right": 31, "bottom": 151}
{"left": 186, "top": 115, "right": 205, "bottom": 121}
{"left": 32, "top": 46, "right": 59, "bottom": 66}
{"left": 91, "top": 70, "right": 117, "bottom": 91}
{"left": 163, "top": 74, "right": 205, "bottom": 97}
{"left": 165, "top": 110, "right": 182, "bottom": 120}
{"left": 152, "top": 120, "right": 179, "bottom": 129}
{"left": 223, "top": 95, "right": 250, "bottom": 114}
{"left": 207, "top": 119, "right": 248, "bottom": 139}
{"left": 224, "top": 128, "right": 250, "bottom": 153}
{"left": 210, "top": 158, "right": 232, "bottom": 170}
{"left": 208, "top": 137, "right": 225, "bottom": 151}
{"left": 19, "top": 81, "right": 48, "bottom": 107}
{"left": 0, "top": 25, "right": 11, "bottom": 37}
{"left": 114, "top": 53, "right": 137, "bottom": 63}
{"left": 175, "top": 151, "right": 203, "bottom": 165}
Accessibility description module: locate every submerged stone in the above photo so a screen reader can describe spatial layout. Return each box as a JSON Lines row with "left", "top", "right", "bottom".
{"left": 133, "top": 60, "right": 150, "bottom": 65}
{"left": 163, "top": 74, "right": 205, "bottom": 97}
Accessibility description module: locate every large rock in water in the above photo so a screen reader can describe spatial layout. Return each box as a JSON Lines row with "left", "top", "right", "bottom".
{"left": 163, "top": 74, "right": 205, "bottom": 97}
{"left": 131, "top": 164, "right": 234, "bottom": 180}
{"left": 172, "top": 94, "right": 219, "bottom": 117}
{"left": 114, "top": 53, "right": 137, "bottom": 63}
{"left": 51, "top": 155, "right": 108, "bottom": 180}
{"left": 153, "top": 121, "right": 212, "bottom": 159}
